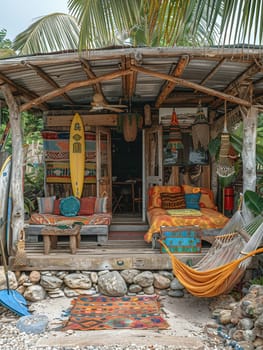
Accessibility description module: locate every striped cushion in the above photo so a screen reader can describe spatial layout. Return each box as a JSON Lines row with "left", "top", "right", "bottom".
{"left": 37, "top": 196, "right": 56, "bottom": 214}
{"left": 160, "top": 192, "right": 186, "bottom": 209}
{"left": 94, "top": 197, "right": 108, "bottom": 213}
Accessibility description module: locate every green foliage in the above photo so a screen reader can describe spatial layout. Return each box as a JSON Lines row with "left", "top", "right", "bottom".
{"left": 249, "top": 276, "right": 263, "bottom": 286}
{"left": 0, "top": 29, "right": 15, "bottom": 58}
{"left": 24, "top": 164, "right": 44, "bottom": 217}
{"left": 0, "top": 29, "right": 12, "bottom": 49}
{"left": 244, "top": 190, "right": 263, "bottom": 216}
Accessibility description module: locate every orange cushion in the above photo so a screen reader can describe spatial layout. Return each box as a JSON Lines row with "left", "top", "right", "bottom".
{"left": 79, "top": 197, "right": 96, "bottom": 215}
{"left": 182, "top": 184, "right": 201, "bottom": 194}
{"left": 53, "top": 199, "right": 61, "bottom": 215}
{"left": 200, "top": 188, "right": 217, "bottom": 209}
{"left": 148, "top": 186, "right": 181, "bottom": 209}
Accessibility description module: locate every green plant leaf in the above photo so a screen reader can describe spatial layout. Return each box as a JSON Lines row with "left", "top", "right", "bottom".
{"left": 244, "top": 190, "right": 263, "bottom": 216}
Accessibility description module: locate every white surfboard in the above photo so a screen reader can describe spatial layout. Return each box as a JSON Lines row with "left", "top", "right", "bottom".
{"left": 0, "top": 155, "right": 12, "bottom": 251}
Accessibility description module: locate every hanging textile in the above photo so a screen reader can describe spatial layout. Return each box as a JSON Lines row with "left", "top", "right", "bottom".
{"left": 167, "top": 109, "right": 183, "bottom": 153}
{"left": 191, "top": 101, "right": 210, "bottom": 150}
{"left": 216, "top": 102, "right": 235, "bottom": 178}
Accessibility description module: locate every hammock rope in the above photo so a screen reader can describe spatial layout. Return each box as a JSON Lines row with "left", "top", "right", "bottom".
{"left": 159, "top": 215, "right": 263, "bottom": 297}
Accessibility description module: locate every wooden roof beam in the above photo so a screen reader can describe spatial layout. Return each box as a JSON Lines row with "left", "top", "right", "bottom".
{"left": 155, "top": 55, "right": 189, "bottom": 108}
{"left": 194, "top": 57, "right": 226, "bottom": 93}
{"left": 121, "top": 55, "right": 137, "bottom": 101}
{"left": 211, "top": 61, "right": 261, "bottom": 108}
{"left": 0, "top": 70, "right": 48, "bottom": 109}
{"left": 80, "top": 58, "right": 104, "bottom": 97}
{"left": 20, "top": 69, "right": 132, "bottom": 112}
{"left": 131, "top": 65, "right": 251, "bottom": 107}
{"left": 22, "top": 62, "right": 75, "bottom": 105}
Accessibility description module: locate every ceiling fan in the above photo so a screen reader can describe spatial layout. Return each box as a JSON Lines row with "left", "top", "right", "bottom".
{"left": 89, "top": 93, "right": 127, "bottom": 113}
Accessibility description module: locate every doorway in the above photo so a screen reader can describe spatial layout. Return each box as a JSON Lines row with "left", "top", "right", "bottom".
{"left": 111, "top": 129, "right": 142, "bottom": 217}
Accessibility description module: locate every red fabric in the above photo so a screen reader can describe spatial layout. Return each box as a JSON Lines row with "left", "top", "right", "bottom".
{"left": 79, "top": 197, "right": 96, "bottom": 215}
{"left": 53, "top": 199, "right": 61, "bottom": 215}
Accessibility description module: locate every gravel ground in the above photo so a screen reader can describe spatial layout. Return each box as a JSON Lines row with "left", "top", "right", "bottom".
{"left": 0, "top": 293, "right": 228, "bottom": 350}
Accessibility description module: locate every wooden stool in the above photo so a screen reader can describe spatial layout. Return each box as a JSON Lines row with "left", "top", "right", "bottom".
{"left": 41, "top": 224, "right": 81, "bottom": 254}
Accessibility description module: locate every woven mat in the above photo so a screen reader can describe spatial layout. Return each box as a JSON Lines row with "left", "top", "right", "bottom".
{"left": 62, "top": 295, "right": 169, "bottom": 331}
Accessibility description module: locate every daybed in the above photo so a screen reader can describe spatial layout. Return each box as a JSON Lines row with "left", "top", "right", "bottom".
{"left": 144, "top": 185, "right": 229, "bottom": 246}
{"left": 26, "top": 196, "right": 112, "bottom": 243}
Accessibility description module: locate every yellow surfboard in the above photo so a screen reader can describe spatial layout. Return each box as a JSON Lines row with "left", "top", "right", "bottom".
{"left": 69, "top": 113, "right": 85, "bottom": 198}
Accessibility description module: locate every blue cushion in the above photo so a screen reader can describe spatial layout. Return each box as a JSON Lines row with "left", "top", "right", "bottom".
{"left": 185, "top": 193, "right": 201, "bottom": 210}
{"left": 59, "top": 196, "right": 80, "bottom": 217}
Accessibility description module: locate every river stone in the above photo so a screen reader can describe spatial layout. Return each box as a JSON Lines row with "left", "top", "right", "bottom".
{"left": 63, "top": 273, "right": 92, "bottom": 289}
{"left": 40, "top": 275, "right": 63, "bottom": 290}
{"left": 16, "top": 314, "right": 49, "bottom": 334}
{"left": 90, "top": 272, "right": 98, "bottom": 284}
{"left": 128, "top": 284, "right": 142, "bottom": 293}
{"left": 153, "top": 273, "right": 171, "bottom": 289}
{"left": 18, "top": 272, "right": 29, "bottom": 286}
{"left": 218, "top": 309, "right": 232, "bottom": 325}
{"left": 0, "top": 268, "right": 18, "bottom": 290}
{"left": 143, "top": 285, "right": 155, "bottom": 294}
{"left": 63, "top": 287, "right": 80, "bottom": 298}
{"left": 158, "top": 271, "right": 174, "bottom": 280}
{"left": 133, "top": 271, "right": 154, "bottom": 287}
{"left": 238, "top": 318, "right": 255, "bottom": 330}
{"left": 98, "top": 271, "right": 127, "bottom": 296}
{"left": 24, "top": 285, "right": 46, "bottom": 302}
{"left": 168, "top": 289, "right": 184, "bottom": 297}
{"left": 170, "top": 277, "right": 184, "bottom": 290}
{"left": 120, "top": 269, "right": 140, "bottom": 284}
{"left": 29, "top": 271, "right": 41, "bottom": 284}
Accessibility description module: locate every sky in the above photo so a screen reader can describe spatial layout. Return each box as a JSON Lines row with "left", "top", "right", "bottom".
{"left": 0, "top": 0, "right": 69, "bottom": 40}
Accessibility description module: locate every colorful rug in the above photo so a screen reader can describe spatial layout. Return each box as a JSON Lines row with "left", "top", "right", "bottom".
{"left": 62, "top": 295, "right": 169, "bottom": 331}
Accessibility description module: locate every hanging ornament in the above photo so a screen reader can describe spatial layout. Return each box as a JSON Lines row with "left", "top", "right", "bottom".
{"left": 216, "top": 101, "right": 235, "bottom": 178}
{"left": 191, "top": 101, "right": 210, "bottom": 150}
{"left": 167, "top": 108, "right": 184, "bottom": 153}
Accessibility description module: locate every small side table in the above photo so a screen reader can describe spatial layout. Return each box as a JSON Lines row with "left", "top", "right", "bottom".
{"left": 41, "top": 224, "right": 81, "bottom": 254}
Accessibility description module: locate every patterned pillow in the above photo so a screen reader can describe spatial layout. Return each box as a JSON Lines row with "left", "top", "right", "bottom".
{"left": 148, "top": 186, "right": 182, "bottom": 209}
{"left": 94, "top": 197, "right": 108, "bottom": 213}
{"left": 79, "top": 197, "right": 96, "bottom": 215}
{"left": 160, "top": 192, "right": 186, "bottom": 209}
{"left": 59, "top": 196, "right": 80, "bottom": 217}
{"left": 37, "top": 196, "right": 56, "bottom": 214}
{"left": 185, "top": 193, "right": 201, "bottom": 210}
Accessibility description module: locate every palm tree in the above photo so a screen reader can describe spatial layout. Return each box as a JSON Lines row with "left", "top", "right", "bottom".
{"left": 13, "top": 0, "right": 263, "bottom": 55}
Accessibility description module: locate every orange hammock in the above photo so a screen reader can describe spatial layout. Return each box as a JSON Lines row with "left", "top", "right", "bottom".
{"left": 159, "top": 241, "right": 263, "bottom": 298}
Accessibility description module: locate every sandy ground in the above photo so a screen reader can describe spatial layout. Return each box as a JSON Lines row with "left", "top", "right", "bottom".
{"left": 29, "top": 293, "right": 224, "bottom": 349}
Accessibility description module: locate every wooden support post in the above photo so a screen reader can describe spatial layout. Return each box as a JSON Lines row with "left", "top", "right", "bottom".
{"left": 1, "top": 84, "right": 25, "bottom": 253}
{"left": 241, "top": 106, "right": 258, "bottom": 222}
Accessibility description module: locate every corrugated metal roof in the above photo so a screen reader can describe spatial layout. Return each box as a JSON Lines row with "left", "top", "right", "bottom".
{"left": 0, "top": 47, "right": 262, "bottom": 118}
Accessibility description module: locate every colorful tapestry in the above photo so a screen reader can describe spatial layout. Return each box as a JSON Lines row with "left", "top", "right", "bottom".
{"left": 62, "top": 295, "right": 169, "bottom": 331}
{"left": 42, "top": 131, "right": 96, "bottom": 163}
{"left": 45, "top": 162, "right": 96, "bottom": 183}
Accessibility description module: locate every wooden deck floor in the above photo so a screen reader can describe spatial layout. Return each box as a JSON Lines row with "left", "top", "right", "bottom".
{"left": 9, "top": 235, "right": 209, "bottom": 272}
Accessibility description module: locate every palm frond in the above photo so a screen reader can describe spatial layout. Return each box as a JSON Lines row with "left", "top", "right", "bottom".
{"left": 13, "top": 13, "right": 80, "bottom": 54}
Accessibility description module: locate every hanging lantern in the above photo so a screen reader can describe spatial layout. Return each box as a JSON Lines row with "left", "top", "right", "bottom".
{"left": 191, "top": 101, "right": 210, "bottom": 150}
{"left": 167, "top": 109, "right": 183, "bottom": 153}
{"left": 216, "top": 102, "right": 235, "bottom": 178}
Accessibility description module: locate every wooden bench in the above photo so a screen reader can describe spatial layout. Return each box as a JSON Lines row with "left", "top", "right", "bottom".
{"left": 41, "top": 224, "right": 81, "bottom": 254}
